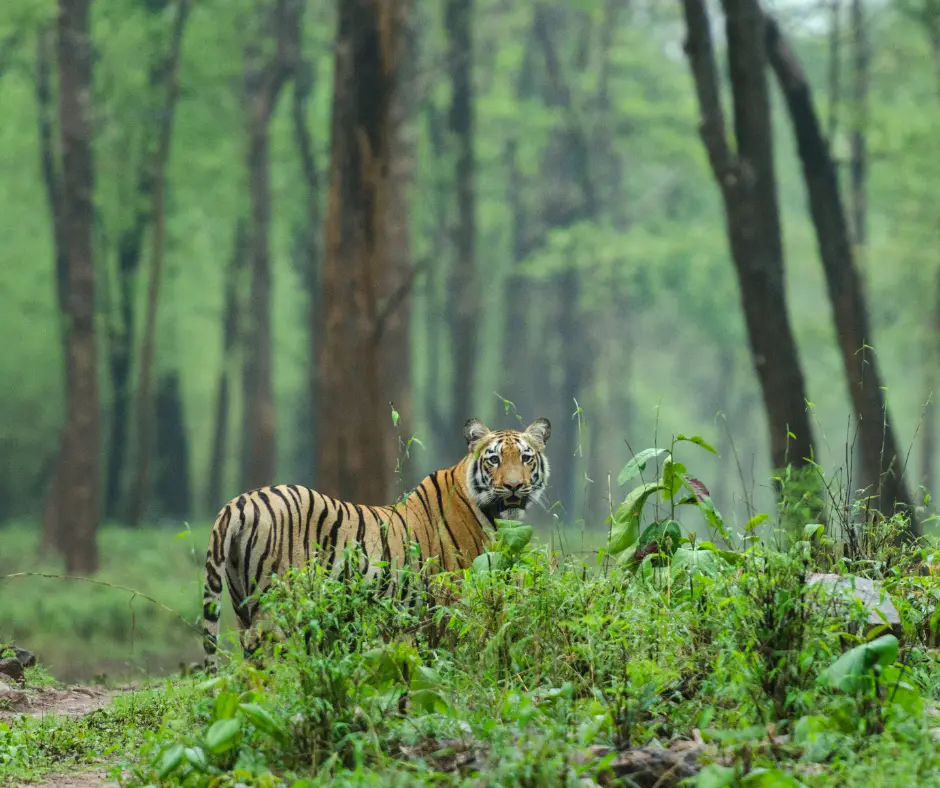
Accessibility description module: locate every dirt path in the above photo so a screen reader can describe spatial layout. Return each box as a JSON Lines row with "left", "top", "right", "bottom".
{"left": 2, "top": 683, "right": 132, "bottom": 787}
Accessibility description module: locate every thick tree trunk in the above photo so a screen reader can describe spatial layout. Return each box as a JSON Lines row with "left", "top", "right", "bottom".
{"left": 445, "top": 0, "right": 478, "bottom": 433}
{"left": 765, "top": 16, "right": 915, "bottom": 526}
{"left": 206, "top": 221, "right": 248, "bottom": 511}
{"left": 241, "top": 109, "right": 278, "bottom": 489}
{"left": 380, "top": 4, "right": 416, "bottom": 494}
{"left": 36, "top": 25, "right": 69, "bottom": 555}
{"left": 126, "top": 0, "right": 190, "bottom": 526}
{"left": 239, "top": 0, "right": 302, "bottom": 491}
{"left": 57, "top": 0, "right": 101, "bottom": 573}
{"left": 681, "top": 0, "right": 815, "bottom": 474}
{"left": 317, "top": 0, "right": 406, "bottom": 502}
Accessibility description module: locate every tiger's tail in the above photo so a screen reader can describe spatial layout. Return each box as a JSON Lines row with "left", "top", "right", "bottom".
{"left": 202, "top": 504, "right": 231, "bottom": 674}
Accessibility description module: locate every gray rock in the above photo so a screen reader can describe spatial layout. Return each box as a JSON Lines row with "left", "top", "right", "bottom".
{"left": 12, "top": 647, "right": 36, "bottom": 669}
{"left": 0, "top": 658, "right": 24, "bottom": 683}
{"left": 807, "top": 573, "right": 901, "bottom": 636}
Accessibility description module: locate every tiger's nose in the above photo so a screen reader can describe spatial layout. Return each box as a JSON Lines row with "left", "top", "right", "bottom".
{"left": 505, "top": 480, "right": 524, "bottom": 493}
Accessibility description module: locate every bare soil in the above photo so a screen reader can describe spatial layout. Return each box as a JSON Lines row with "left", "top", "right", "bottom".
{"left": 2, "top": 684, "right": 133, "bottom": 788}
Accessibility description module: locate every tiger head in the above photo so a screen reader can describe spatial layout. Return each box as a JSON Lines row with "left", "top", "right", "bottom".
{"left": 463, "top": 417, "right": 552, "bottom": 519}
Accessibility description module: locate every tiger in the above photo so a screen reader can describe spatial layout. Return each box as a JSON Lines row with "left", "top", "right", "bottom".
{"left": 202, "top": 417, "right": 551, "bottom": 672}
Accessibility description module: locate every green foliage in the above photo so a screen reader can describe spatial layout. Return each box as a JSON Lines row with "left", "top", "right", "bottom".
{"left": 607, "top": 435, "right": 731, "bottom": 578}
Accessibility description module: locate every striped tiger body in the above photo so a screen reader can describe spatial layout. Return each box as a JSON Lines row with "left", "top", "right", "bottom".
{"left": 202, "top": 417, "right": 551, "bottom": 671}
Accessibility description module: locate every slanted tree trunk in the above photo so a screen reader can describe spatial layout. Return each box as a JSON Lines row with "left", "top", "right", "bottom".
{"left": 57, "top": 0, "right": 101, "bottom": 573}
{"left": 445, "top": 0, "right": 478, "bottom": 435}
{"left": 765, "top": 15, "right": 915, "bottom": 527}
{"left": 317, "top": 0, "right": 406, "bottom": 502}
{"left": 126, "top": 0, "right": 191, "bottom": 526}
{"left": 240, "top": 0, "right": 302, "bottom": 491}
{"left": 921, "top": 267, "right": 940, "bottom": 497}
{"left": 206, "top": 221, "right": 248, "bottom": 511}
{"left": 36, "top": 25, "right": 69, "bottom": 556}
{"left": 681, "top": 0, "right": 816, "bottom": 475}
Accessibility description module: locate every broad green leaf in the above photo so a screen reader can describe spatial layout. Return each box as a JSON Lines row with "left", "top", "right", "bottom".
{"left": 472, "top": 551, "right": 508, "bottom": 574}
{"left": 608, "top": 482, "right": 666, "bottom": 555}
{"left": 183, "top": 746, "right": 209, "bottom": 772}
{"left": 204, "top": 716, "right": 242, "bottom": 754}
{"left": 746, "top": 513, "right": 769, "bottom": 532}
{"left": 804, "top": 523, "right": 824, "bottom": 541}
{"left": 214, "top": 690, "right": 240, "bottom": 720}
{"left": 661, "top": 458, "right": 687, "bottom": 499}
{"left": 676, "top": 434, "right": 718, "bottom": 454}
{"left": 156, "top": 744, "right": 185, "bottom": 779}
{"left": 637, "top": 519, "right": 682, "bottom": 556}
{"left": 879, "top": 665, "right": 923, "bottom": 715}
{"left": 741, "top": 768, "right": 808, "bottom": 787}
{"left": 818, "top": 634, "right": 899, "bottom": 693}
{"left": 670, "top": 546, "right": 723, "bottom": 577}
{"left": 617, "top": 448, "right": 669, "bottom": 486}
{"left": 496, "top": 522, "right": 534, "bottom": 557}
{"left": 696, "top": 763, "right": 735, "bottom": 788}
{"left": 240, "top": 702, "right": 288, "bottom": 744}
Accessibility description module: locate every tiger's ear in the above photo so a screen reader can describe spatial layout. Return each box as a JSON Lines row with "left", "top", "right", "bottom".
{"left": 464, "top": 418, "right": 491, "bottom": 448}
{"left": 525, "top": 418, "right": 551, "bottom": 447}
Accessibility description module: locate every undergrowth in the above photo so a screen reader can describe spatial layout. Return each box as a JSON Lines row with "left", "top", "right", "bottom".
{"left": 4, "top": 437, "right": 940, "bottom": 786}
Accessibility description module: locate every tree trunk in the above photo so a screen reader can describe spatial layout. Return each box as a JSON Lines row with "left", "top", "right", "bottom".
{"left": 445, "top": 0, "right": 478, "bottom": 434}
{"left": 849, "top": 0, "right": 868, "bottom": 265}
{"left": 36, "top": 25, "right": 69, "bottom": 556}
{"left": 380, "top": 2, "right": 416, "bottom": 494}
{"left": 765, "top": 15, "right": 915, "bottom": 526}
{"left": 681, "top": 0, "right": 816, "bottom": 475}
{"left": 153, "top": 370, "right": 192, "bottom": 519}
{"left": 126, "top": 0, "right": 191, "bottom": 526}
{"left": 206, "top": 220, "right": 248, "bottom": 511}
{"left": 922, "top": 268, "right": 940, "bottom": 495}
{"left": 239, "top": 0, "right": 302, "bottom": 491}
{"left": 532, "top": 5, "right": 599, "bottom": 515}
{"left": 291, "top": 56, "right": 322, "bottom": 488}
{"left": 57, "top": 0, "right": 101, "bottom": 573}
{"left": 317, "top": 0, "right": 406, "bottom": 502}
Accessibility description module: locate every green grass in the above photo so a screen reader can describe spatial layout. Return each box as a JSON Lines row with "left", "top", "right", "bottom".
{"left": 0, "top": 522, "right": 227, "bottom": 682}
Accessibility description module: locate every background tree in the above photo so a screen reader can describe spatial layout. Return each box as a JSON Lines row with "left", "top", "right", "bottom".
{"left": 56, "top": 0, "right": 101, "bottom": 573}
{"left": 317, "top": 0, "right": 408, "bottom": 502}
{"left": 681, "top": 0, "right": 816, "bottom": 476}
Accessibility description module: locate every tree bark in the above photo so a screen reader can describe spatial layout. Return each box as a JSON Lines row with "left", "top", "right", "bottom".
{"left": 849, "top": 0, "right": 868, "bottom": 265}
{"left": 317, "top": 0, "right": 406, "bottom": 502}
{"left": 380, "top": 1, "right": 416, "bottom": 494}
{"left": 921, "top": 267, "right": 940, "bottom": 497}
{"left": 239, "top": 0, "right": 302, "bottom": 491}
{"left": 445, "top": 0, "right": 478, "bottom": 435}
{"left": 291, "top": 55, "right": 323, "bottom": 487}
{"left": 206, "top": 220, "right": 248, "bottom": 511}
{"left": 765, "top": 15, "right": 915, "bottom": 526}
{"left": 57, "top": 0, "right": 101, "bottom": 573}
{"left": 681, "top": 0, "right": 816, "bottom": 474}
{"left": 126, "top": 0, "right": 191, "bottom": 526}
{"left": 36, "top": 25, "right": 69, "bottom": 556}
